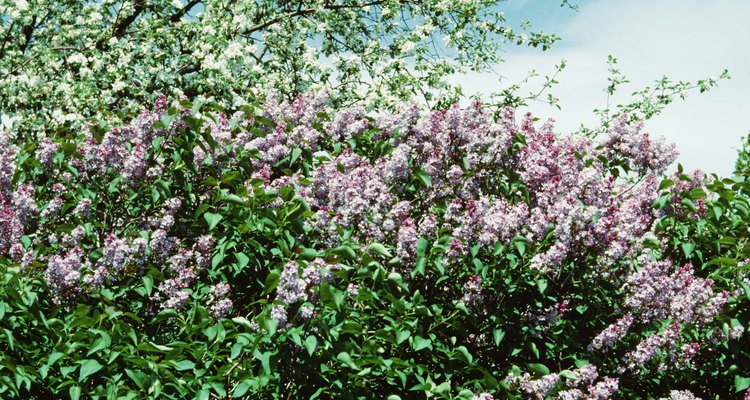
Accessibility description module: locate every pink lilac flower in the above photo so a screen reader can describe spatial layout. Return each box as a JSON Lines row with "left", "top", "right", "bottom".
{"left": 270, "top": 304, "right": 288, "bottom": 327}
{"left": 212, "top": 282, "right": 231, "bottom": 298}
{"left": 623, "top": 258, "right": 728, "bottom": 325}
{"left": 12, "top": 184, "right": 37, "bottom": 221}
{"left": 36, "top": 137, "right": 59, "bottom": 166}
{"left": 45, "top": 246, "right": 87, "bottom": 302}
{"left": 0, "top": 131, "right": 16, "bottom": 192}
{"left": 461, "top": 275, "right": 483, "bottom": 307}
{"left": 730, "top": 325, "right": 745, "bottom": 339}
{"left": 568, "top": 364, "right": 598, "bottom": 388}
{"left": 556, "top": 389, "right": 583, "bottom": 400}
{"left": 659, "top": 390, "right": 702, "bottom": 400}
{"left": 209, "top": 298, "right": 233, "bottom": 318}
{"left": 589, "top": 315, "right": 634, "bottom": 352}
{"left": 73, "top": 198, "right": 92, "bottom": 216}
{"left": 524, "top": 373, "right": 560, "bottom": 399}
{"left": 40, "top": 196, "right": 62, "bottom": 218}
{"left": 600, "top": 114, "right": 678, "bottom": 175}
{"left": 149, "top": 229, "right": 179, "bottom": 259}
{"left": 623, "top": 322, "right": 681, "bottom": 371}
{"left": 276, "top": 261, "right": 309, "bottom": 305}
{"left": 586, "top": 377, "right": 618, "bottom": 400}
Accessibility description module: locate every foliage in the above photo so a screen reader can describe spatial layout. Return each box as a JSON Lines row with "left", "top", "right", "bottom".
{"left": 0, "top": 93, "right": 741, "bottom": 399}
{"left": 0, "top": 0, "right": 563, "bottom": 136}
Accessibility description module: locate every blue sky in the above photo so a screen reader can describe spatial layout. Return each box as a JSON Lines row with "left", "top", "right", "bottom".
{"left": 459, "top": 0, "right": 750, "bottom": 177}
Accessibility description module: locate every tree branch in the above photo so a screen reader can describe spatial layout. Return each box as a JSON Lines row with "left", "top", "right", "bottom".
{"left": 170, "top": 0, "right": 202, "bottom": 23}
{"left": 1, "top": 46, "right": 78, "bottom": 79}
{"left": 112, "top": 0, "right": 148, "bottom": 38}
{"left": 0, "top": 21, "right": 15, "bottom": 60}
{"left": 243, "top": 0, "right": 389, "bottom": 35}
{"left": 19, "top": 16, "right": 37, "bottom": 54}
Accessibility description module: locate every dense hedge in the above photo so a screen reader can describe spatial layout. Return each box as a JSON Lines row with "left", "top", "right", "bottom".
{"left": 0, "top": 94, "right": 745, "bottom": 399}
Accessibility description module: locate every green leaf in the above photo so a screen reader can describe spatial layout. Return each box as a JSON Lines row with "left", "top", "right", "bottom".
{"left": 681, "top": 242, "right": 695, "bottom": 258}
{"left": 416, "top": 170, "right": 432, "bottom": 187}
{"left": 395, "top": 330, "right": 411, "bottom": 344}
{"left": 204, "top": 212, "right": 223, "bottom": 230}
{"left": 125, "top": 369, "right": 149, "bottom": 390}
{"left": 86, "top": 331, "right": 111, "bottom": 356}
{"left": 658, "top": 178, "right": 675, "bottom": 191}
{"left": 172, "top": 360, "right": 195, "bottom": 371}
{"left": 388, "top": 272, "right": 403, "bottom": 283}
{"left": 232, "top": 316, "right": 253, "bottom": 329}
{"left": 736, "top": 376, "right": 750, "bottom": 392}
{"left": 559, "top": 369, "right": 577, "bottom": 379}
{"left": 336, "top": 352, "right": 360, "bottom": 370}
{"left": 197, "top": 389, "right": 210, "bottom": 400}
{"left": 253, "top": 349, "right": 272, "bottom": 375}
{"left": 416, "top": 237, "right": 429, "bottom": 257}
{"left": 537, "top": 279, "right": 548, "bottom": 294}
{"left": 304, "top": 336, "right": 318, "bottom": 357}
{"left": 413, "top": 336, "right": 432, "bottom": 351}
{"left": 331, "top": 245, "right": 357, "bottom": 260}
{"left": 233, "top": 380, "right": 252, "bottom": 398}
{"left": 455, "top": 346, "right": 473, "bottom": 365}
{"left": 78, "top": 359, "right": 103, "bottom": 382}
{"left": 290, "top": 147, "right": 302, "bottom": 166}
{"left": 235, "top": 252, "right": 250, "bottom": 269}
{"left": 493, "top": 329, "right": 506, "bottom": 346}
{"left": 513, "top": 237, "right": 527, "bottom": 256}
{"left": 527, "top": 363, "right": 550, "bottom": 376}
{"left": 368, "top": 243, "right": 392, "bottom": 258}
{"left": 69, "top": 386, "right": 81, "bottom": 400}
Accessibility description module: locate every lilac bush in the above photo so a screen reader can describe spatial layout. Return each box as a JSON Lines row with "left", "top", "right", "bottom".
{"left": 0, "top": 93, "right": 739, "bottom": 399}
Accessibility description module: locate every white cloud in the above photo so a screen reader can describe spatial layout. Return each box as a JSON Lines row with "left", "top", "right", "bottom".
{"left": 456, "top": 0, "right": 750, "bottom": 176}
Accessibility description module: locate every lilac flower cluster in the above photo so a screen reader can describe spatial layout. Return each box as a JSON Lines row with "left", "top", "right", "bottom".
{"left": 45, "top": 247, "right": 88, "bottom": 303}
{"left": 208, "top": 282, "right": 233, "bottom": 318}
{"left": 0, "top": 134, "right": 33, "bottom": 258}
{"left": 623, "top": 258, "right": 729, "bottom": 325}
{"left": 300, "top": 149, "right": 404, "bottom": 248}
{"left": 271, "top": 258, "right": 340, "bottom": 328}
{"left": 659, "top": 390, "right": 702, "bottom": 400}
{"left": 77, "top": 101, "right": 165, "bottom": 185}
{"left": 461, "top": 275, "right": 483, "bottom": 306}
{"left": 506, "top": 372, "right": 560, "bottom": 400}
{"left": 508, "top": 365, "right": 618, "bottom": 400}
{"left": 600, "top": 114, "right": 679, "bottom": 175}
{"left": 588, "top": 315, "right": 634, "bottom": 352}
{"left": 622, "top": 322, "right": 682, "bottom": 372}
{"left": 243, "top": 92, "right": 330, "bottom": 172}
{"left": 661, "top": 169, "right": 709, "bottom": 220}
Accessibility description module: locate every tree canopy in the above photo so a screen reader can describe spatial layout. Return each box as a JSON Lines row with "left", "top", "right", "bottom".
{"left": 0, "top": 0, "right": 560, "bottom": 134}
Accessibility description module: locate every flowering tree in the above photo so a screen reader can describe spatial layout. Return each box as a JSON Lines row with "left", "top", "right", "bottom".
{"left": 0, "top": 93, "right": 741, "bottom": 399}
{"left": 0, "top": 0, "right": 561, "bottom": 135}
